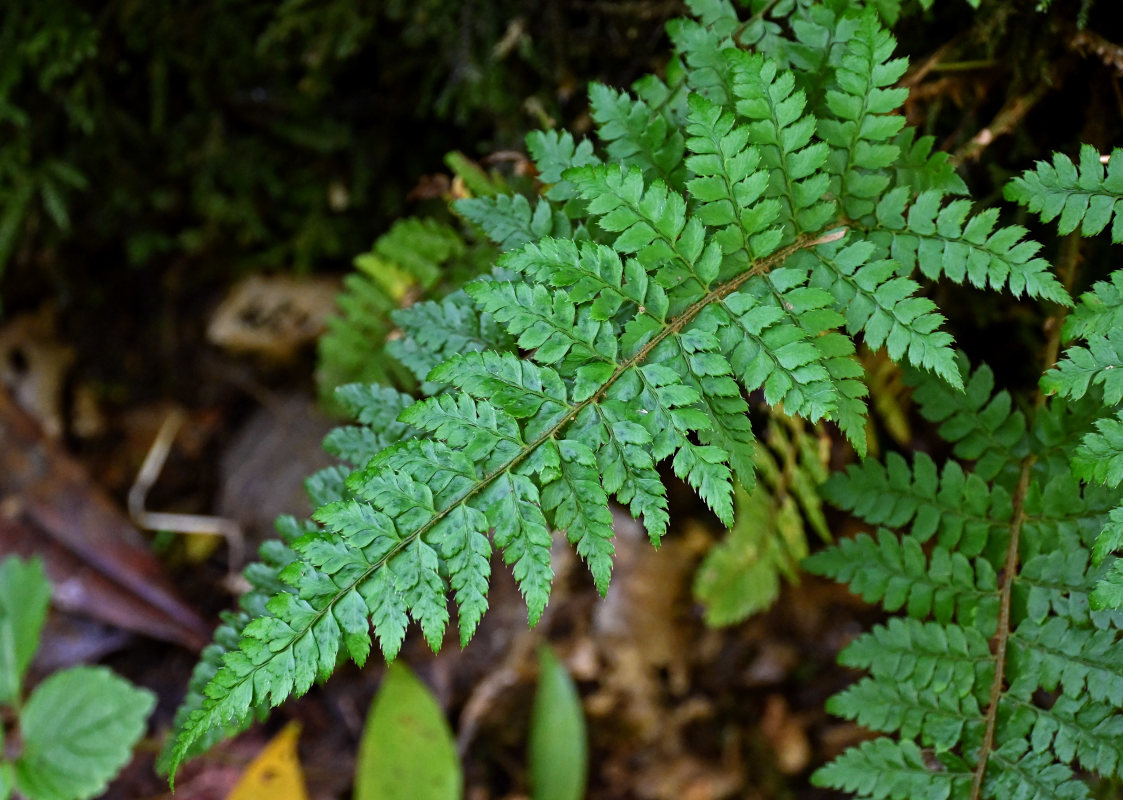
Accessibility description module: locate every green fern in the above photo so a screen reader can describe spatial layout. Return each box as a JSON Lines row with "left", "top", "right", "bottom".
{"left": 316, "top": 171, "right": 506, "bottom": 399}
{"left": 806, "top": 142, "right": 1123, "bottom": 798}
{"left": 694, "top": 414, "right": 830, "bottom": 625}
{"left": 166, "top": 1, "right": 1081, "bottom": 786}
{"left": 808, "top": 360, "right": 1123, "bottom": 799}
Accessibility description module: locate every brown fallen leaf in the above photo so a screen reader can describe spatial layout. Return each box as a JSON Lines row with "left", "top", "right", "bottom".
{"left": 0, "top": 385, "right": 209, "bottom": 650}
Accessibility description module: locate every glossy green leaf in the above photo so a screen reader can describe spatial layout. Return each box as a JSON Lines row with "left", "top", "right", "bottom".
{"left": 529, "top": 646, "right": 587, "bottom": 800}
{"left": 14, "top": 666, "right": 155, "bottom": 800}
{"left": 354, "top": 662, "right": 462, "bottom": 800}
{"left": 0, "top": 556, "right": 51, "bottom": 706}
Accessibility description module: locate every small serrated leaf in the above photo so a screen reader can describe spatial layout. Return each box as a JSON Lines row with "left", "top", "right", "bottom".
{"left": 14, "top": 666, "right": 155, "bottom": 800}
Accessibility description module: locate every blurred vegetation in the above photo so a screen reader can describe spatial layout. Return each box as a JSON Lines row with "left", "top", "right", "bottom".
{"left": 0, "top": 0, "right": 677, "bottom": 315}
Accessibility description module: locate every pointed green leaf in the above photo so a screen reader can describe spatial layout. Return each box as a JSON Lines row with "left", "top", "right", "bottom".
{"left": 354, "top": 662, "right": 462, "bottom": 800}
{"left": 0, "top": 556, "right": 51, "bottom": 705}
{"left": 529, "top": 646, "right": 587, "bottom": 800}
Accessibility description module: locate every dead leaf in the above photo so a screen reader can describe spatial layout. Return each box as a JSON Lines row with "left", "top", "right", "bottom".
{"left": 0, "top": 386, "right": 209, "bottom": 649}
{"left": 227, "top": 722, "right": 310, "bottom": 800}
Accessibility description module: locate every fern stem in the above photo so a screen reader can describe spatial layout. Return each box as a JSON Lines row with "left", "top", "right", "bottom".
{"left": 970, "top": 233, "right": 1079, "bottom": 798}
{"left": 970, "top": 450, "right": 1034, "bottom": 800}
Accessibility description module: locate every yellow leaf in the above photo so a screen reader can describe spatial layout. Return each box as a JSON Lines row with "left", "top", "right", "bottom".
{"left": 227, "top": 722, "right": 310, "bottom": 800}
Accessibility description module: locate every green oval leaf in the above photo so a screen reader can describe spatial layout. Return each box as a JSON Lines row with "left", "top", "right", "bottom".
{"left": 354, "top": 662, "right": 462, "bottom": 800}
{"left": 529, "top": 646, "right": 587, "bottom": 800}
{"left": 14, "top": 666, "right": 155, "bottom": 800}
{"left": 0, "top": 556, "right": 51, "bottom": 705}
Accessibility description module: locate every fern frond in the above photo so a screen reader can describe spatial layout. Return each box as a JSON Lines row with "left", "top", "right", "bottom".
{"left": 172, "top": 6, "right": 1098, "bottom": 790}
{"left": 812, "top": 738, "right": 972, "bottom": 800}
{"left": 818, "top": 11, "right": 908, "bottom": 220}
{"left": 730, "top": 51, "right": 836, "bottom": 236}
{"left": 589, "top": 83, "right": 687, "bottom": 186}
{"left": 1042, "top": 328, "right": 1123, "bottom": 405}
{"left": 800, "top": 237, "right": 960, "bottom": 386}
{"left": 814, "top": 347, "right": 1123, "bottom": 799}
{"left": 867, "top": 188, "right": 1072, "bottom": 306}
{"left": 1005, "top": 144, "right": 1123, "bottom": 242}
{"left": 907, "top": 358, "right": 1028, "bottom": 479}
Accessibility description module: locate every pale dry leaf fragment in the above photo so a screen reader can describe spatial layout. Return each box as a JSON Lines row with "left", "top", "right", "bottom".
{"left": 208, "top": 274, "right": 340, "bottom": 362}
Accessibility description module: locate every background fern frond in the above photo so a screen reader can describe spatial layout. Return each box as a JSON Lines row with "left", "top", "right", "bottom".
{"left": 1005, "top": 144, "right": 1123, "bottom": 242}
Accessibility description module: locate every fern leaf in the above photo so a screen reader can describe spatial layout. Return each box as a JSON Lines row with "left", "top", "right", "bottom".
{"left": 539, "top": 438, "right": 617, "bottom": 592}
{"left": 465, "top": 279, "right": 617, "bottom": 371}
{"left": 157, "top": 516, "right": 310, "bottom": 773}
{"left": 818, "top": 11, "right": 908, "bottom": 219}
{"left": 811, "top": 737, "right": 972, "bottom": 800}
{"left": 386, "top": 291, "right": 515, "bottom": 390}
{"left": 1005, "top": 693, "right": 1123, "bottom": 776}
{"left": 1072, "top": 411, "right": 1123, "bottom": 487}
{"left": 478, "top": 469, "right": 554, "bottom": 625}
{"left": 730, "top": 51, "right": 836, "bottom": 236}
{"left": 1064, "top": 269, "right": 1123, "bottom": 341}
{"left": 838, "top": 617, "right": 995, "bottom": 697}
{"left": 695, "top": 418, "right": 827, "bottom": 626}
{"left": 823, "top": 450, "right": 1009, "bottom": 554}
{"left": 566, "top": 163, "right": 727, "bottom": 308}
{"left": 1005, "top": 144, "right": 1123, "bottom": 241}
{"left": 1042, "top": 328, "right": 1123, "bottom": 405}
{"left": 525, "top": 129, "right": 602, "bottom": 204}
{"left": 906, "top": 357, "right": 1028, "bottom": 480}
{"left": 870, "top": 188, "right": 1072, "bottom": 306}
{"left": 828, "top": 676, "right": 983, "bottom": 750}
{"left": 589, "top": 83, "right": 686, "bottom": 185}
{"left": 983, "top": 744, "right": 1091, "bottom": 800}
{"left": 667, "top": 12, "right": 737, "bottom": 105}
{"left": 456, "top": 193, "right": 561, "bottom": 251}
{"left": 322, "top": 384, "right": 417, "bottom": 466}
{"left": 685, "top": 92, "right": 778, "bottom": 266}
{"left": 804, "top": 529, "right": 999, "bottom": 625}
{"left": 802, "top": 237, "right": 960, "bottom": 387}
{"left": 891, "top": 127, "right": 968, "bottom": 196}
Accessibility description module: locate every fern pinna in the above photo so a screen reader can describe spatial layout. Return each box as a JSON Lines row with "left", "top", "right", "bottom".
{"left": 165, "top": 0, "right": 1077, "bottom": 788}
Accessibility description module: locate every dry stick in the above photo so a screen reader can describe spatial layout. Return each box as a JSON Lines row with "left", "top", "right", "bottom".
{"left": 969, "top": 234, "right": 1081, "bottom": 799}
{"left": 951, "top": 79, "right": 1054, "bottom": 166}
{"left": 128, "top": 408, "right": 245, "bottom": 571}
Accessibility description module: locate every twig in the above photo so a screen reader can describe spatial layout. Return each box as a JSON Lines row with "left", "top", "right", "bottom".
{"left": 951, "top": 80, "right": 1054, "bottom": 166}
{"left": 969, "top": 234, "right": 1080, "bottom": 798}
{"left": 128, "top": 408, "right": 245, "bottom": 571}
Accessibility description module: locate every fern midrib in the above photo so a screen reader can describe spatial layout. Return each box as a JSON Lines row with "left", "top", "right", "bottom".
{"left": 183, "top": 228, "right": 848, "bottom": 756}
{"left": 970, "top": 450, "right": 1034, "bottom": 800}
